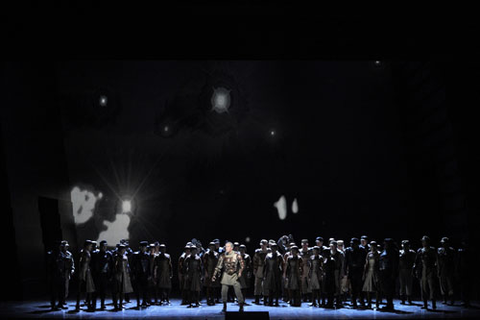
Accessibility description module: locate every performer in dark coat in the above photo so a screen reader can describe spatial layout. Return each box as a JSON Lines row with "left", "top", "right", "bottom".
{"left": 324, "top": 240, "right": 344, "bottom": 308}
{"left": 299, "top": 239, "right": 312, "bottom": 302}
{"left": 437, "top": 237, "right": 455, "bottom": 305}
{"left": 75, "top": 240, "right": 95, "bottom": 311}
{"left": 60, "top": 240, "right": 74, "bottom": 307}
{"left": 263, "top": 243, "right": 284, "bottom": 306}
{"left": 185, "top": 245, "right": 203, "bottom": 308}
{"left": 120, "top": 239, "right": 133, "bottom": 303}
{"left": 360, "top": 235, "right": 370, "bottom": 251}
{"left": 284, "top": 246, "right": 303, "bottom": 306}
{"left": 398, "top": 240, "right": 416, "bottom": 305}
{"left": 344, "top": 237, "right": 367, "bottom": 308}
{"left": 178, "top": 244, "right": 191, "bottom": 305}
{"left": 92, "top": 240, "right": 113, "bottom": 310}
{"left": 131, "top": 241, "right": 151, "bottom": 308}
{"left": 112, "top": 244, "right": 133, "bottom": 311}
{"left": 212, "top": 241, "right": 245, "bottom": 312}
{"left": 203, "top": 242, "right": 220, "bottom": 305}
{"left": 414, "top": 235, "right": 438, "bottom": 310}
{"left": 308, "top": 246, "right": 324, "bottom": 307}
{"left": 252, "top": 239, "right": 269, "bottom": 305}
{"left": 362, "top": 241, "right": 380, "bottom": 309}
{"left": 46, "top": 241, "right": 67, "bottom": 310}
{"left": 154, "top": 244, "right": 173, "bottom": 305}
{"left": 378, "top": 238, "right": 398, "bottom": 311}
{"left": 148, "top": 244, "right": 158, "bottom": 305}
{"left": 238, "top": 244, "right": 252, "bottom": 302}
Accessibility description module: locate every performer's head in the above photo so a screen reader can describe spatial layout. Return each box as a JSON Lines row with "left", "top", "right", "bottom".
{"left": 401, "top": 240, "right": 410, "bottom": 250}
{"left": 159, "top": 244, "right": 166, "bottom": 254}
{"left": 99, "top": 240, "right": 107, "bottom": 252}
{"left": 84, "top": 240, "right": 93, "bottom": 251}
{"left": 315, "top": 237, "right": 324, "bottom": 247}
{"left": 421, "top": 235, "right": 430, "bottom": 248}
{"left": 329, "top": 240, "right": 337, "bottom": 252}
{"left": 225, "top": 241, "right": 234, "bottom": 253}
{"left": 239, "top": 244, "right": 246, "bottom": 255}
{"left": 260, "top": 239, "right": 268, "bottom": 250}
{"left": 370, "top": 241, "right": 378, "bottom": 252}
{"left": 360, "top": 235, "right": 369, "bottom": 247}
{"left": 350, "top": 237, "right": 360, "bottom": 249}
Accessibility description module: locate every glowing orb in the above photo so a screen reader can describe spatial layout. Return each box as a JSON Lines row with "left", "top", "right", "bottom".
{"left": 274, "top": 195, "right": 287, "bottom": 220}
{"left": 122, "top": 200, "right": 132, "bottom": 213}
{"left": 292, "top": 198, "right": 299, "bottom": 214}
{"left": 375, "top": 61, "right": 381, "bottom": 65}
{"left": 245, "top": 237, "right": 251, "bottom": 243}
{"left": 270, "top": 130, "right": 276, "bottom": 136}
{"left": 211, "top": 87, "right": 231, "bottom": 114}
{"left": 99, "top": 95, "right": 108, "bottom": 107}
{"left": 164, "top": 125, "right": 169, "bottom": 132}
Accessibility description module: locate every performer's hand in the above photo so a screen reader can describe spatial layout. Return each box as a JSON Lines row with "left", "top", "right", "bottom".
{"left": 212, "top": 276, "right": 216, "bottom": 282}
{"left": 238, "top": 272, "right": 242, "bottom": 278}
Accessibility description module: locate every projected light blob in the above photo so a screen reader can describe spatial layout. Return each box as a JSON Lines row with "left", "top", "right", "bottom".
{"left": 274, "top": 195, "right": 288, "bottom": 220}
{"left": 211, "top": 87, "right": 231, "bottom": 114}
{"left": 97, "top": 213, "right": 131, "bottom": 246}
{"left": 292, "top": 198, "right": 299, "bottom": 214}
{"left": 70, "top": 186, "right": 103, "bottom": 225}
{"left": 97, "top": 198, "right": 134, "bottom": 245}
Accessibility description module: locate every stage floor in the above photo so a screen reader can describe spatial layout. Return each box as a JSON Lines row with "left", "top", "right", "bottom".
{"left": 1, "top": 298, "right": 479, "bottom": 319}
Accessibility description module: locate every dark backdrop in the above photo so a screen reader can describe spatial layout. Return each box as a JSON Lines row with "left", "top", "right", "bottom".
{"left": 1, "top": 60, "right": 477, "bottom": 299}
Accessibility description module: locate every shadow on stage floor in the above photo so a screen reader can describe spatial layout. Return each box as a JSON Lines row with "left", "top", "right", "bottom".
{"left": 1, "top": 298, "right": 479, "bottom": 319}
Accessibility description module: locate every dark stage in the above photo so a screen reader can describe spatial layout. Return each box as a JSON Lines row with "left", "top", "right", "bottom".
{"left": 1, "top": 299, "right": 479, "bottom": 319}
{"left": 2, "top": 6, "right": 480, "bottom": 320}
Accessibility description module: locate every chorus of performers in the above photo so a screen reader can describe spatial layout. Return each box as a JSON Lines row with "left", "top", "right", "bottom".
{"left": 46, "top": 235, "right": 471, "bottom": 312}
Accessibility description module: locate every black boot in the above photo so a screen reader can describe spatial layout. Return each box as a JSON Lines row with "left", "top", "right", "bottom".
{"left": 401, "top": 295, "right": 406, "bottom": 305}
{"left": 421, "top": 299, "right": 428, "bottom": 309}
{"left": 407, "top": 296, "right": 412, "bottom": 304}
{"left": 254, "top": 295, "right": 260, "bottom": 305}
{"left": 239, "top": 303, "right": 244, "bottom": 312}
{"left": 222, "top": 302, "right": 227, "bottom": 313}
{"left": 442, "top": 295, "right": 447, "bottom": 304}
{"left": 432, "top": 300, "right": 436, "bottom": 310}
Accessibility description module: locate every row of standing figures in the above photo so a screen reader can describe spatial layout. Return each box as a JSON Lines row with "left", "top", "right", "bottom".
{"left": 46, "top": 235, "right": 472, "bottom": 313}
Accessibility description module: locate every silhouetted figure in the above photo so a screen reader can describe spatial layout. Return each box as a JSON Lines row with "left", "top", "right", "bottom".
{"left": 414, "top": 235, "right": 438, "bottom": 310}
{"left": 308, "top": 246, "right": 324, "bottom": 307}
{"left": 437, "top": 237, "right": 455, "bottom": 305}
{"left": 238, "top": 244, "right": 252, "bottom": 303}
{"left": 75, "top": 240, "right": 95, "bottom": 311}
{"left": 263, "top": 243, "right": 284, "bottom": 307}
{"left": 154, "top": 244, "right": 173, "bottom": 305}
{"left": 362, "top": 241, "right": 380, "bottom": 309}
{"left": 253, "top": 239, "right": 269, "bottom": 305}
{"left": 47, "top": 241, "right": 67, "bottom": 310}
{"left": 112, "top": 244, "right": 133, "bottom": 311}
{"left": 92, "top": 240, "right": 113, "bottom": 310}
{"left": 185, "top": 245, "right": 203, "bottom": 308}
{"left": 344, "top": 237, "right": 367, "bottom": 308}
{"left": 132, "top": 241, "right": 151, "bottom": 308}
{"left": 285, "top": 246, "right": 303, "bottom": 306}
{"left": 203, "top": 242, "right": 219, "bottom": 306}
{"left": 398, "top": 240, "right": 416, "bottom": 305}
{"left": 378, "top": 238, "right": 398, "bottom": 311}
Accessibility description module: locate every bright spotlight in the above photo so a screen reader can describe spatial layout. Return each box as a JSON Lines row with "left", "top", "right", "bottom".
{"left": 164, "top": 125, "right": 169, "bottom": 132}
{"left": 270, "top": 130, "right": 276, "bottom": 136}
{"left": 374, "top": 61, "right": 381, "bottom": 66}
{"left": 211, "top": 87, "right": 231, "bottom": 114}
{"left": 99, "top": 95, "right": 108, "bottom": 107}
{"left": 122, "top": 200, "right": 132, "bottom": 213}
